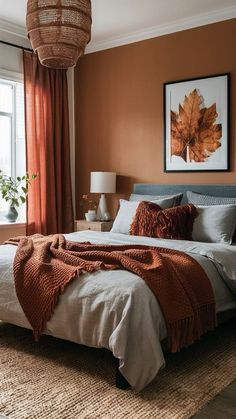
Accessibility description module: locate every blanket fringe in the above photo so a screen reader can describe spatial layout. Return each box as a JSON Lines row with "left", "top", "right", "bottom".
{"left": 168, "top": 303, "right": 217, "bottom": 352}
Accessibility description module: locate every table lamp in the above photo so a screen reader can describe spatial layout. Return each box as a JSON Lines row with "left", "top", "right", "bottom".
{"left": 90, "top": 172, "right": 116, "bottom": 221}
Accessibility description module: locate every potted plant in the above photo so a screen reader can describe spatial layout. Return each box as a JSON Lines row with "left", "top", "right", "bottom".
{"left": 0, "top": 170, "right": 38, "bottom": 222}
{"left": 81, "top": 194, "right": 98, "bottom": 221}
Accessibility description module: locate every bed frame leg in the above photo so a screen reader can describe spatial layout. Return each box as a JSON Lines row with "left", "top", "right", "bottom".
{"left": 115, "top": 360, "right": 130, "bottom": 390}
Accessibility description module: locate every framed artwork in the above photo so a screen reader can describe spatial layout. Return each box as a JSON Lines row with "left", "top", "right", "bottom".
{"left": 164, "top": 73, "right": 230, "bottom": 172}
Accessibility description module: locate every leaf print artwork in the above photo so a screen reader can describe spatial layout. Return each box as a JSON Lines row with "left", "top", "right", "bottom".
{"left": 171, "top": 89, "right": 222, "bottom": 163}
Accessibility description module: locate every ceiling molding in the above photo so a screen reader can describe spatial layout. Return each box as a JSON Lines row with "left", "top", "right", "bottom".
{"left": 86, "top": 5, "right": 236, "bottom": 54}
{"left": 0, "top": 4, "right": 235, "bottom": 53}
{"left": 0, "top": 18, "right": 27, "bottom": 39}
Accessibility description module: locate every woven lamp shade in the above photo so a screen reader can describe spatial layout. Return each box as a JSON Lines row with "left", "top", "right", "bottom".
{"left": 26, "top": 0, "right": 92, "bottom": 69}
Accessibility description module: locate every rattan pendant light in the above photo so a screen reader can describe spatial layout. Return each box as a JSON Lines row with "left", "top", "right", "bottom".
{"left": 26, "top": 0, "right": 92, "bottom": 69}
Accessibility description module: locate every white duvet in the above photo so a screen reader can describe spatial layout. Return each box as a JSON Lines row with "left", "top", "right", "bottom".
{"left": 0, "top": 231, "right": 236, "bottom": 391}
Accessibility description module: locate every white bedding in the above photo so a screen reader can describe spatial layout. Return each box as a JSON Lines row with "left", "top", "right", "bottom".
{"left": 0, "top": 231, "right": 236, "bottom": 391}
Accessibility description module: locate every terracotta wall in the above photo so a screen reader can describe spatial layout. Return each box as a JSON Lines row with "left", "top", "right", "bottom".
{"left": 74, "top": 19, "right": 235, "bottom": 218}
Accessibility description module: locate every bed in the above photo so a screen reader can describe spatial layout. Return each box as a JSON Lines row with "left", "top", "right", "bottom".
{"left": 0, "top": 184, "right": 236, "bottom": 392}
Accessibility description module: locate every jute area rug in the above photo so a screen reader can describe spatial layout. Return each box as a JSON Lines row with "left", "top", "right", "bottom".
{"left": 0, "top": 320, "right": 236, "bottom": 419}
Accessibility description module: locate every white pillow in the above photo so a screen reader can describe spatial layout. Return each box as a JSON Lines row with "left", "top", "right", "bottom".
{"left": 192, "top": 205, "right": 236, "bottom": 244}
{"left": 111, "top": 196, "right": 178, "bottom": 235}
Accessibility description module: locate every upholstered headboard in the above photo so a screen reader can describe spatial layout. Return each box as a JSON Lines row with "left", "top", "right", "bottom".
{"left": 133, "top": 184, "right": 236, "bottom": 203}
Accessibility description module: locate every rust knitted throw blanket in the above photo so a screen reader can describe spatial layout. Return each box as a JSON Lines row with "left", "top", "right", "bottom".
{"left": 9, "top": 234, "right": 217, "bottom": 352}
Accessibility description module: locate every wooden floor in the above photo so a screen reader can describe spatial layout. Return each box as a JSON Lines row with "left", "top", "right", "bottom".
{"left": 193, "top": 380, "right": 236, "bottom": 418}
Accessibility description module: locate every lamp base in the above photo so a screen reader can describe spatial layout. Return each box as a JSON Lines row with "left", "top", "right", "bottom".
{"left": 97, "top": 194, "right": 110, "bottom": 221}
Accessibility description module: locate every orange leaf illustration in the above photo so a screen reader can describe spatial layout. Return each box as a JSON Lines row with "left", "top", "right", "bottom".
{"left": 171, "top": 89, "right": 222, "bottom": 163}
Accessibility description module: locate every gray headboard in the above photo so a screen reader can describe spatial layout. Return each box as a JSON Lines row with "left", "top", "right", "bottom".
{"left": 133, "top": 184, "right": 236, "bottom": 203}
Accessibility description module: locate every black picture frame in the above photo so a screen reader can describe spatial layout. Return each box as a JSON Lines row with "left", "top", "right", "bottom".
{"left": 164, "top": 73, "right": 230, "bottom": 172}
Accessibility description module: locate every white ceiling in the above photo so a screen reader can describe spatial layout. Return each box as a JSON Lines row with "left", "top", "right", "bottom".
{"left": 0, "top": 0, "right": 235, "bottom": 53}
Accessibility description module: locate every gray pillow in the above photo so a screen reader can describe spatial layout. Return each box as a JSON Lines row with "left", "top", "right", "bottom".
{"left": 129, "top": 193, "right": 183, "bottom": 206}
{"left": 192, "top": 205, "right": 236, "bottom": 244}
{"left": 187, "top": 190, "right": 236, "bottom": 206}
{"left": 187, "top": 191, "right": 236, "bottom": 242}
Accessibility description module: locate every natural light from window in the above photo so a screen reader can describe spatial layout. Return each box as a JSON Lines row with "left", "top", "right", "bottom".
{"left": 0, "top": 77, "right": 26, "bottom": 222}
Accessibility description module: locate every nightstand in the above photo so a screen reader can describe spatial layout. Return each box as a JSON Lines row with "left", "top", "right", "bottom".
{"left": 74, "top": 219, "right": 113, "bottom": 232}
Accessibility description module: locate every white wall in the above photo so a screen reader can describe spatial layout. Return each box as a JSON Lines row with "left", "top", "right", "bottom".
{"left": 0, "top": 42, "right": 23, "bottom": 74}
{"left": 0, "top": 29, "right": 30, "bottom": 73}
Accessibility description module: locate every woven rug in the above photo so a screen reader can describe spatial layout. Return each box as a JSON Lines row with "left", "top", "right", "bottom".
{"left": 0, "top": 320, "right": 236, "bottom": 419}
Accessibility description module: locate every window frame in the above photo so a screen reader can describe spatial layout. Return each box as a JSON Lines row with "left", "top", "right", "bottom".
{"left": 0, "top": 69, "right": 25, "bottom": 221}
{"left": 0, "top": 79, "right": 15, "bottom": 177}
{"left": 0, "top": 69, "right": 24, "bottom": 179}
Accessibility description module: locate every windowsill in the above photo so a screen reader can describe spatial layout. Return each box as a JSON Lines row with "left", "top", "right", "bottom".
{"left": 0, "top": 221, "right": 26, "bottom": 229}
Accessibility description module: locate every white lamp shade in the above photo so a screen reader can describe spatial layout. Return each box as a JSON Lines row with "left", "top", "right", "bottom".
{"left": 90, "top": 172, "right": 116, "bottom": 193}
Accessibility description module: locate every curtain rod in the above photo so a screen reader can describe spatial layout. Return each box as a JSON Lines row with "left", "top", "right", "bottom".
{"left": 0, "top": 39, "right": 33, "bottom": 53}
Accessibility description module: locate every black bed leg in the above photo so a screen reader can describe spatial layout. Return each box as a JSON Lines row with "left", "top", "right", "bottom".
{"left": 115, "top": 359, "right": 130, "bottom": 390}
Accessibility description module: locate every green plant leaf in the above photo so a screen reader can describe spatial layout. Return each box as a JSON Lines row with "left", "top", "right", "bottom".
{"left": 0, "top": 170, "right": 37, "bottom": 207}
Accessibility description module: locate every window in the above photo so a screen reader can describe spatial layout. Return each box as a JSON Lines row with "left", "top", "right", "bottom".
{"left": 0, "top": 76, "right": 26, "bottom": 221}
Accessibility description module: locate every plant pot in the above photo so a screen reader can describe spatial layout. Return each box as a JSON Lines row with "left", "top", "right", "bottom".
{"left": 5, "top": 206, "right": 18, "bottom": 223}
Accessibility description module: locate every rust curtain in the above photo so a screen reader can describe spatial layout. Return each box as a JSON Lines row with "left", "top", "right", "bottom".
{"left": 23, "top": 51, "right": 74, "bottom": 235}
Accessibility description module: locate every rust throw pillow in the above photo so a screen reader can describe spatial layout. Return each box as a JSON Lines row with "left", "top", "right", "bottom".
{"left": 129, "top": 201, "right": 198, "bottom": 240}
